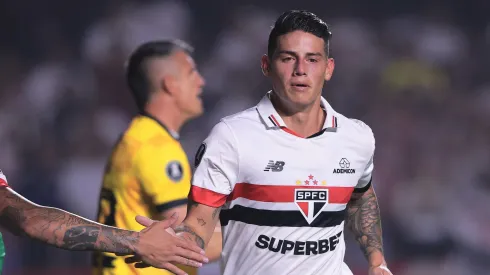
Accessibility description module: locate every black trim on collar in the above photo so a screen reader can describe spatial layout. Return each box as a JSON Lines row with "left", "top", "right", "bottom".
{"left": 139, "top": 112, "right": 179, "bottom": 140}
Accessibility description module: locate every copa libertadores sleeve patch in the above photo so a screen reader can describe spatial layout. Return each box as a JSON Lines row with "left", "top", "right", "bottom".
{"left": 194, "top": 143, "right": 207, "bottom": 168}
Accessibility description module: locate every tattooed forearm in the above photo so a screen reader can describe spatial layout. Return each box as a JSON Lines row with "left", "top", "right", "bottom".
{"left": 181, "top": 200, "right": 221, "bottom": 249}
{"left": 61, "top": 223, "right": 139, "bottom": 254}
{"left": 346, "top": 187, "right": 384, "bottom": 264}
{"left": 0, "top": 188, "right": 139, "bottom": 254}
{"left": 174, "top": 225, "right": 205, "bottom": 249}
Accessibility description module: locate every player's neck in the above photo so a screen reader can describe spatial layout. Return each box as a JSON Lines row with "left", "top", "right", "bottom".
{"left": 144, "top": 103, "right": 185, "bottom": 136}
{"left": 272, "top": 96, "right": 325, "bottom": 137}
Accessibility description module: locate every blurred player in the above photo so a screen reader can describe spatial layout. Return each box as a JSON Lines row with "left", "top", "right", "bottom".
{"left": 92, "top": 40, "right": 222, "bottom": 275}
{"left": 156, "top": 10, "right": 392, "bottom": 275}
{"left": 0, "top": 170, "right": 208, "bottom": 275}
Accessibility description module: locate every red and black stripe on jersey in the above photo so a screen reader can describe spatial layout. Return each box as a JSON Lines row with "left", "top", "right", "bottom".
{"left": 190, "top": 181, "right": 372, "bottom": 228}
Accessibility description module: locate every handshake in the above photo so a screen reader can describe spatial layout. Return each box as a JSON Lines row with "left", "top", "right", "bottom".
{"left": 0, "top": 170, "right": 212, "bottom": 275}
{"left": 123, "top": 214, "right": 209, "bottom": 275}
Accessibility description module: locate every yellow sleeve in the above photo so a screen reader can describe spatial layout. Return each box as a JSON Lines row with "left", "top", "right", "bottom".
{"left": 134, "top": 143, "right": 190, "bottom": 212}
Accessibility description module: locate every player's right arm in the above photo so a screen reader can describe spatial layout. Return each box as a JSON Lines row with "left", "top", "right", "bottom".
{"left": 174, "top": 121, "right": 239, "bottom": 249}
{"left": 174, "top": 202, "right": 221, "bottom": 249}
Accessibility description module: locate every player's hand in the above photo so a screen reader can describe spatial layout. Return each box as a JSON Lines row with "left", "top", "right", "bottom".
{"left": 368, "top": 264, "right": 393, "bottom": 275}
{"left": 131, "top": 213, "right": 209, "bottom": 274}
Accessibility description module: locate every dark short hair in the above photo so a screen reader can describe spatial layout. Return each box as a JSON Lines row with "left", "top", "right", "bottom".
{"left": 125, "top": 39, "right": 194, "bottom": 111}
{"left": 267, "top": 10, "right": 332, "bottom": 58}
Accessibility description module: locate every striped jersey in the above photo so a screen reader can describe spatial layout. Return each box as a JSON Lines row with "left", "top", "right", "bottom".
{"left": 189, "top": 92, "right": 375, "bottom": 275}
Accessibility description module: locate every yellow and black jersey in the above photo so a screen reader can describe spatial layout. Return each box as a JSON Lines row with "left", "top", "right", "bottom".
{"left": 92, "top": 113, "right": 195, "bottom": 275}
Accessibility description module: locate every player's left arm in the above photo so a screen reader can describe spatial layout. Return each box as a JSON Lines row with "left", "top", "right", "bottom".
{"left": 345, "top": 124, "right": 392, "bottom": 275}
{"left": 346, "top": 183, "right": 389, "bottom": 273}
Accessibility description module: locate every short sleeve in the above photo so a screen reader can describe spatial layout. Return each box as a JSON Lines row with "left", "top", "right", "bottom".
{"left": 355, "top": 154, "right": 373, "bottom": 192}
{"left": 134, "top": 144, "right": 189, "bottom": 212}
{"left": 0, "top": 170, "right": 8, "bottom": 187}
{"left": 354, "top": 126, "right": 375, "bottom": 193}
{"left": 189, "top": 121, "right": 239, "bottom": 208}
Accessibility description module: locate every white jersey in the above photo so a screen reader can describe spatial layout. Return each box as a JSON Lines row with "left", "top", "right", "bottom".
{"left": 190, "top": 92, "right": 375, "bottom": 275}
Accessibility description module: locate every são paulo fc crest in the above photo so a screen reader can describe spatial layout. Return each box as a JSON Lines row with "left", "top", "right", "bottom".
{"left": 294, "top": 175, "right": 329, "bottom": 224}
{"left": 295, "top": 189, "right": 329, "bottom": 224}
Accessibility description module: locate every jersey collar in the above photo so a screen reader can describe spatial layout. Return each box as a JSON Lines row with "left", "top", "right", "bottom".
{"left": 140, "top": 112, "right": 180, "bottom": 140}
{"left": 256, "top": 91, "right": 339, "bottom": 131}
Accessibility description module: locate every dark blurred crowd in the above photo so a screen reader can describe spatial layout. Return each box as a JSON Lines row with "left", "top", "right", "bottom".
{"left": 1, "top": 1, "right": 489, "bottom": 274}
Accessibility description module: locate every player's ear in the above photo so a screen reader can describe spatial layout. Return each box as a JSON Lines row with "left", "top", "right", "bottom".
{"left": 324, "top": 58, "right": 335, "bottom": 81}
{"left": 261, "top": 54, "right": 271, "bottom": 77}
{"left": 160, "top": 75, "right": 177, "bottom": 95}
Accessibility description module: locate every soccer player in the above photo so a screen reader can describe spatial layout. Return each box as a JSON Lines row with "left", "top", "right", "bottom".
{"left": 92, "top": 40, "right": 222, "bottom": 275}
{"left": 168, "top": 10, "right": 392, "bottom": 275}
{"left": 0, "top": 170, "right": 208, "bottom": 275}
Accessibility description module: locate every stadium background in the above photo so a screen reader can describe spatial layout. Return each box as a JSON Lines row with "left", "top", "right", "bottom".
{"left": 1, "top": 0, "right": 489, "bottom": 274}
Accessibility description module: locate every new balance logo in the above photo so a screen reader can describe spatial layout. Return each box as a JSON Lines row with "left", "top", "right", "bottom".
{"left": 333, "top": 158, "right": 356, "bottom": 174}
{"left": 264, "top": 161, "right": 285, "bottom": 172}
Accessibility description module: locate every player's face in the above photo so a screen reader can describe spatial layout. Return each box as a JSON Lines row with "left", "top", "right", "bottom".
{"left": 173, "top": 51, "right": 205, "bottom": 118}
{"left": 262, "top": 31, "right": 334, "bottom": 110}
